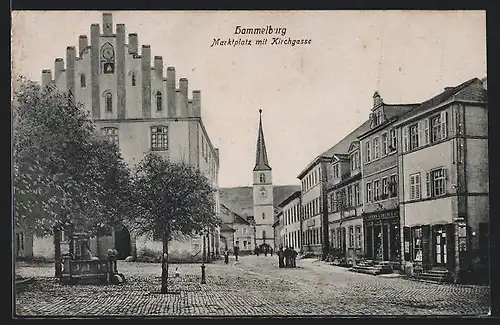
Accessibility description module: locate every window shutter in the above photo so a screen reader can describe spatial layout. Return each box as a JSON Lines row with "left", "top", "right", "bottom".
{"left": 424, "top": 171, "right": 431, "bottom": 198}
{"left": 424, "top": 119, "right": 430, "bottom": 145}
{"left": 441, "top": 111, "right": 448, "bottom": 139}
{"left": 403, "top": 126, "right": 409, "bottom": 152}
{"left": 418, "top": 121, "right": 424, "bottom": 147}
{"left": 446, "top": 223, "right": 455, "bottom": 270}
{"left": 415, "top": 174, "right": 421, "bottom": 199}
{"left": 403, "top": 227, "right": 411, "bottom": 261}
{"left": 443, "top": 167, "right": 449, "bottom": 194}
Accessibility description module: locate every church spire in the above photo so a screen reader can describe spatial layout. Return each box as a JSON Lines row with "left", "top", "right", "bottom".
{"left": 254, "top": 109, "right": 272, "bottom": 171}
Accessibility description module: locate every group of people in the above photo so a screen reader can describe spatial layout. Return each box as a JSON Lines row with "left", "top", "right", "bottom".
{"left": 223, "top": 246, "right": 239, "bottom": 264}
{"left": 254, "top": 245, "right": 273, "bottom": 256}
{"left": 277, "top": 246, "right": 298, "bottom": 268}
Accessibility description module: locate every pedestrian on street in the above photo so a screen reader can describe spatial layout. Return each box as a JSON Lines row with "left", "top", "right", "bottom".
{"left": 255, "top": 247, "right": 260, "bottom": 256}
{"left": 270, "top": 247, "right": 274, "bottom": 256}
{"left": 234, "top": 246, "right": 239, "bottom": 262}
{"left": 264, "top": 245, "right": 268, "bottom": 256}
{"left": 291, "top": 247, "right": 298, "bottom": 268}
{"left": 278, "top": 246, "right": 284, "bottom": 268}
{"left": 284, "top": 247, "right": 291, "bottom": 268}
{"left": 224, "top": 249, "right": 229, "bottom": 264}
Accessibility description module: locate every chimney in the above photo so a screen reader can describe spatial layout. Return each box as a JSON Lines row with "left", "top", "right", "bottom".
{"left": 175, "top": 89, "right": 182, "bottom": 117}
{"left": 154, "top": 56, "right": 163, "bottom": 78}
{"left": 41, "top": 69, "right": 52, "bottom": 88}
{"left": 179, "top": 78, "right": 189, "bottom": 117}
{"left": 166, "top": 67, "right": 176, "bottom": 117}
{"left": 128, "top": 33, "right": 138, "bottom": 54}
{"left": 192, "top": 90, "right": 201, "bottom": 117}
{"left": 103, "top": 13, "right": 113, "bottom": 36}
{"left": 54, "top": 58, "right": 64, "bottom": 81}
{"left": 373, "top": 91, "right": 382, "bottom": 107}
{"left": 78, "top": 35, "right": 88, "bottom": 57}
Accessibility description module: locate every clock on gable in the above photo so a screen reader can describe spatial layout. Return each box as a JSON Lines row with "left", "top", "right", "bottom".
{"left": 101, "top": 43, "right": 115, "bottom": 74}
{"left": 259, "top": 187, "right": 267, "bottom": 199}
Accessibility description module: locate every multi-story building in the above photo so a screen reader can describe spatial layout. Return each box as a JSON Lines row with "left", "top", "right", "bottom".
{"left": 395, "top": 77, "right": 488, "bottom": 282}
{"left": 358, "top": 92, "right": 419, "bottom": 267}
{"left": 277, "top": 191, "right": 302, "bottom": 250}
{"left": 273, "top": 211, "right": 283, "bottom": 250}
{"left": 326, "top": 139, "right": 365, "bottom": 265}
{"left": 297, "top": 157, "right": 328, "bottom": 256}
{"left": 252, "top": 110, "right": 275, "bottom": 250}
{"left": 31, "top": 13, "right": 221, "bottom": 260}
{"left": 219, "top": 204, "right": 256, "bottom": 254}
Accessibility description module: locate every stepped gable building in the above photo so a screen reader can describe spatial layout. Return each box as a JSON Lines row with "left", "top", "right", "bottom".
{"left": 395, "top": 77, "right": 488, "bottom": 282}
{"left": 28, "top": 12, "right": 221, "bottom": 261}
{"left": 357, "top": 93, "right": 419, "bottom": 267}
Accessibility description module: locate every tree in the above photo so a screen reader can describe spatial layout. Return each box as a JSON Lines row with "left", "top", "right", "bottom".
{"left": 13, "top": 77, "right": 134, "bottom": 274}
{"left": 127, "top": 152, "right": 221, "bottom": 294}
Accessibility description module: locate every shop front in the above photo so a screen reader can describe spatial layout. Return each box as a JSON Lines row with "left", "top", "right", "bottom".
{"left": 363, "top": 209, "right": 401, "bottom": 267}
{"left": 403, "top": 223, "right": 456, "bottom": 276}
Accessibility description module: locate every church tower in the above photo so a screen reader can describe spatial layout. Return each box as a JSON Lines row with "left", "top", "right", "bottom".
{"left": 253, "top": 109, "right": 274, "bottom": 249}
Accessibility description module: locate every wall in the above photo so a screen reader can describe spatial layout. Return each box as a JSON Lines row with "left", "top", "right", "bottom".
{"left": 467, "top": 195, "right": 489, "bottom": 251}
{"left": 466, "top": 138, "right": 489, "bottom": 194}
{"left": 404, "top": 196, "right": 454, "bottom": 227}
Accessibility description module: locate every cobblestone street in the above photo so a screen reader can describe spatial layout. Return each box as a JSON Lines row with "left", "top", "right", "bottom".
{"left": 15, "top": 255, "right": 490, "bottom": 316}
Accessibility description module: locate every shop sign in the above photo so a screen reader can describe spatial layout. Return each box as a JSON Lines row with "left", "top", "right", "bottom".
{"left": 364, "top": 210, "right": 398, "bottom": 222}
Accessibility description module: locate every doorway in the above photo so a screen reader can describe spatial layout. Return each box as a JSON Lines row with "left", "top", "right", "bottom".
{"left": 114, "top": 227, "right": 132, "bottom": 260}
{"left": 434, "top": 227, "right": 447, "bottom": 266}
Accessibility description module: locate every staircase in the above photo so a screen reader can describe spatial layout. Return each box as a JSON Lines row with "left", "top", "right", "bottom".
{"left": 350, "top": 260, "right": 394, "bottom": 275}
{"left": 413, "top": 268, "right": 452, "bottom": 283}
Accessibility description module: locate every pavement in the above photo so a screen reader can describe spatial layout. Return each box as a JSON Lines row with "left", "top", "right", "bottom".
{"left": 14, "top": 255, "right": 490, "bottom": 316}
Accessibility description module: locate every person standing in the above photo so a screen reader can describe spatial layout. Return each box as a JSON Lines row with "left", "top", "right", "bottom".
{"left": 291, "top": 247, "right": 298, "bottom": 268}
{"left": 224, "top": 249, "right": 229, "bottom": 264}
{"left": 278, "top": 247, "right": 284, "bottom": 268}
{"left": 284, "top": 247, "right": 291, "bottom": 268}
{"left": 270, "top": 247, "right": 274, "bottom": 256}
{"left": 234, "top": 245, "right": 239, "bottom": 262}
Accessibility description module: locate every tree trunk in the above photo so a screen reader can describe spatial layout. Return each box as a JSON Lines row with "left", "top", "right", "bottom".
{"left": 161, "top": 229, "right": 169, "bottom": 294}
{"left": 54, "top": 227, "right": 62, "bottom": 278}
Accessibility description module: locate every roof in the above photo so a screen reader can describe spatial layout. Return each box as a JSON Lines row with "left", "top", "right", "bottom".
{"left": 219, "top": 224, "right": 236, "bottom": 232}
{"left": 219, "top": 185, "right": 301, "bottom": 219}
{"left": 220, "top": 204, "right": 250, "bottom": 225}
{"left": 277, "top": 190, "right": 301, "bottom": 208}
{"left": 359, "top": 103, "right": 419, "bottom": 139}
{"left": 394, "top": 78, "right": 486, "bottom": 126}
{"left": 253, "top": 110, "right": 272, "bottom": 171}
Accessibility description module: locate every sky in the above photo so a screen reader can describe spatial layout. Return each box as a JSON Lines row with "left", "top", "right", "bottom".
{"left": 11, "top": 11, "right": 486, "bottom": 188}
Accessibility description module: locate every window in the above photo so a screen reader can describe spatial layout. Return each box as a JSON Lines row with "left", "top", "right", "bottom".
{"left": 431, "top": 115, "right": 441, "bottom": 143}
{"left": 332, "top": 163, "right": 340, "bottom": 179}
{"left": 262, "top": 212, "right": 265, "bottom": 220}
{"left": 105, "top": 93, "right": 112, "bottom": 111}
{"left": 151, "top": 126, "right": 168, "bottom": 151}
{"left": 365, "top": 141, "right": 371, "bottom": 163}
{"left": 355, "top": 226, "right": 362, "bottom": 248}
{"left": 410, "top": 173, "right": 421, "bottom": 201}
{"left": 101, "top": 127, "right": 119, "bottom": 146}
{"left": 426, "top": 167, "right": 447, "bottom": 198}
{"left": 381, "top": 133, "right": 388, "bottom": 156}
{"left": 260, "top": 173, "right": 266, "bottom": 183}
{"left": 331, "top": 230, "right": 336, "bottom": 248}
{"left": 349, "top": 227, "right": 354, "bottom": 248}
{"left": 366, "top": 182, "right": 372, "bottom": 203}
{"left": 373, "top": 137, "right": 380, "bottom": 159}
{"left": 382, "top": 177, "right": 388, "bottom": 198}
{"left": 413, "top": 227, "right": 423, "bottom": 261}
{"left": 80, "top": 74, "right": 86, "bottom": 88}
{"left": 374, "top": 179, "right": 380, "bottom": 201}
{"left": 389, "top": 174, "right": 397, "bottom": 197}
{"left": 389, "top": 129, "right": 397, "bottom": 152}
{"left": 262, "top": 230, "right": 267, "bottom": 239}
{"left": 409, "top": 124, "right": 419, "bottom": 150}
{"left": 354, "top": 183, "right": 360, "bottom": 205}
{"left": 350, "top": 151, "right": 360, "bottom": 171}
{"left": 347, "top": 186, "right": 353, "bottom": 207}
{"left": 131, "top": 73, "right": 136, "bottom": 86}
{"left": 156, "top": 91, "right": 162, "bottom": 111}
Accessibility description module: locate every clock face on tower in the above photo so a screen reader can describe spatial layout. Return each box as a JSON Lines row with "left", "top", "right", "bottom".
{"left": 259, "top": 187, "right": 267, "bottom": 198}
{"left": 102, "top": 47, "right": 114, "bottom": 60}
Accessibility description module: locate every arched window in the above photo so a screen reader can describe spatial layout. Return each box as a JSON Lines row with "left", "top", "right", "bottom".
{"left": 260, "top": 173, "right": 266, "bottom": 183}
{"left": 80, "top": 74, "right": 86, "bottom": 88}
{"left": 131, "top": 73, "right": 136, "bottom": 86}
{"left": 105, "top": 93, "right": 112, "bottom": 111}
{"left": 156, "top": 91, "right": 162, "bottom": 111}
